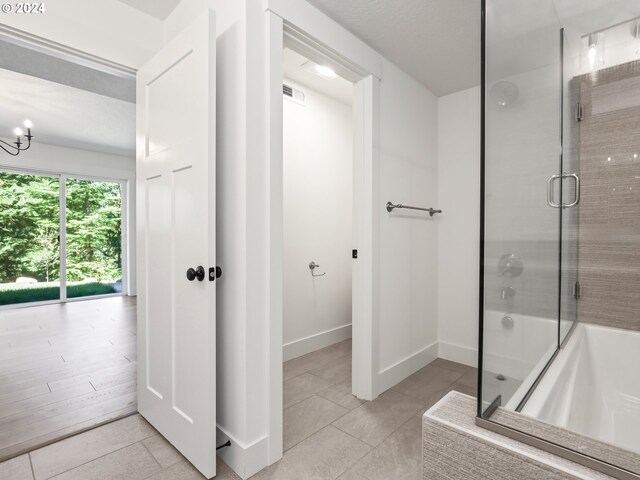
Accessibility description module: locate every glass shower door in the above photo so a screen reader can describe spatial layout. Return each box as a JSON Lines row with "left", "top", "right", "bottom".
{"left": 481, "top": 0, "right": 564, "bottom": 415}
{"left": 559, "top": 40, "right": 580, "bottom": 345}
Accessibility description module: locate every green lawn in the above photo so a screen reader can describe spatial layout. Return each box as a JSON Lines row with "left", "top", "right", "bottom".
{"left": 0, "top": 283, "right": 117, "bottom": 306}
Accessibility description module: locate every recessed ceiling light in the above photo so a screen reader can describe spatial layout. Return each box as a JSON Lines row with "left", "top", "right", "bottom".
{"left": 302, "top": 60, "right": 338, "bottom": 80}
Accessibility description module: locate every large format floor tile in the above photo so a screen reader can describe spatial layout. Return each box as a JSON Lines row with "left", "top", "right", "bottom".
{"left": 391, "top": 364, "right": 464, "bottom": 402}
{"left": 317, "top": 377, "right": 365, "bottom": 410}
{"left": 283, "top": 340, "right": 351, "bottom": 380}
{"left": 283, "top": 373, "right": 332, "bottom": 409}
{"left": 0, "top": 335, "right": 476, "bottom": 480}
{"left": 0, "top": 454, "right": 33, "bottom": 480}
{"left": 283, "top": 395, "right": 349, "bottom": 451}
{"left": 309, "top": 354, "right": 352, "bottom": 384}
{"left": 349, "top": 416, "right": 423, "bottom": 480}
{"left": 30, "top": 414, "right": 155, "bottom": 480}
{"left": 48, "top": 442, "right": 160, "bottom": 480}
{"left": 142, "top": 434, "right": 185, "bottom": 469}
{"left": 332, "top": 389, "right": 424, "bottom": 447}
{"left": 252, "top": 426, "right": 370, "bottom": 480}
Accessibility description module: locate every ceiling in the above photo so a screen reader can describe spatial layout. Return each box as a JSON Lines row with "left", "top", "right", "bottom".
{"left": 116, "top": 0, "right": 481, "bottom": 96}
{"left": 306, "top": 0, "right": 481, "bottom": 96}
{"left": 117, "top": 0, "right": 180, "bottom": 20}
{"left": 283, "top": 48, "right": 353, "bottom": 105}
{"left": 0, "top": 68, "right": 135, "bottom": 157}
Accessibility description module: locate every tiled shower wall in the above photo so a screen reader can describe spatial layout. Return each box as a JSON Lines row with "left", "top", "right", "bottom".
{"left": 576, "top": 60, "right": 640, "bottom": 331}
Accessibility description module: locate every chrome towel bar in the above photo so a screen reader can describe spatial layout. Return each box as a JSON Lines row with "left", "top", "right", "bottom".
{"left": 386, "top": 201, "right": 442, "bottom": 217}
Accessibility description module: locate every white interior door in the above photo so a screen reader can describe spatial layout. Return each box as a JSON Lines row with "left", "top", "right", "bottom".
{"left": 136, "top": 10, "right": 217, "bottom": 478}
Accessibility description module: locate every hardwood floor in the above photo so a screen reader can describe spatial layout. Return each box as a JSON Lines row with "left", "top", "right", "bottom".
{"left": 0, "top": 296, "right": 137, "bottom": 461}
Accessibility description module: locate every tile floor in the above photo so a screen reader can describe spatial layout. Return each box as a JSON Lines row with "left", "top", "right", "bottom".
{"left": 257, "top": 340, "right": 477, "bottom": 480}
{"left": 0, "top": 339, "right": 477, "bottom": 479}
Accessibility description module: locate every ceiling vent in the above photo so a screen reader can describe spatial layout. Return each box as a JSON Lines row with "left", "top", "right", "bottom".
{"left": 283, "top": 82, "right": 306, "bottom": 105}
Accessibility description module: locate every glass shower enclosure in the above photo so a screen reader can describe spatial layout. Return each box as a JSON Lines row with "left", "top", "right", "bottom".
{"left": 479, "top": 1, "right": 640, "bottom": 478}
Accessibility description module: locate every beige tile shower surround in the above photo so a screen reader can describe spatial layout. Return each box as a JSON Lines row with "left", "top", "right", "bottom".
{"left": 576, "top": 59, "right": 640, "bottom": 331}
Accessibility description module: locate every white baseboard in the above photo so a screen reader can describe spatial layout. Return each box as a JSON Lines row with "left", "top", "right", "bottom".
{"left": 216, "top": 426, "right": 269, "bottom": 479}
{"left": 438, "top": 341, "right": 478, "bottom": 368}
{"left": 283, "top": 324, "right": 352, "bottom": 361}
{"left": 377, "top": 342, "right": 439, "bottom": 394}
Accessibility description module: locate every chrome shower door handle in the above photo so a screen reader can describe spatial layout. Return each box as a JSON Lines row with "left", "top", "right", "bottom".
{"left": 563, "top": 173, "right": 580, "bottom": 208}
{"left": 547, "top": 174, "right": 561, "bottom": 208}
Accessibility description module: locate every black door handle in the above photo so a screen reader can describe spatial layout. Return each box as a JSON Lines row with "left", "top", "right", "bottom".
{"left": 208, "top": 266, "right": 223, "bottom": 281}
{"left": 186, "top": 266, "right": 205, "bottom": 281}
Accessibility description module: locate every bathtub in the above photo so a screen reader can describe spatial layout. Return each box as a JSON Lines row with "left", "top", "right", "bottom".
{"left": 483, "top": 310, "right": 558, "bottom": 383}
{"left": 520, "top": 323, "right": 640, "bottom": 454}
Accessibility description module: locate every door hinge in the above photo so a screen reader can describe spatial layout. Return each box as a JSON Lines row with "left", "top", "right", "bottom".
{"left": 576, "top": 102, "right": 584, "bottom": 122}
{"left": 573, "top": 281, "right": 581, "bottom": 300}
{"left": 352, "top": 249, "right": 358, "bottom": 259}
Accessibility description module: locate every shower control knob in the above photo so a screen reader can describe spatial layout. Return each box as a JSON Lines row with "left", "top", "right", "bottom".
{"left": 186, "top": 266, "right": 205, "bottom": 281}
{"left": 498, "top": 253, "right": 523, "bottom": 278}
{"left": 501, "top": 316, "right": 514, "bottom": 329}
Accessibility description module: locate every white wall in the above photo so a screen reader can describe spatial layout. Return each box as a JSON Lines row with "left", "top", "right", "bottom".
{"left": 436, "top": 86, "right": 481, "bottom": 368}
{"left": 0, "top": 141, "right": 137, "bottom": 294}
{"left": 3, "top": 2, "right": 457, "bottom": 479}
{"left": 282, "top": 82, "right": 353, "bottom": 361}
{"left": 376, "top": 58, "right": 440, "bottom": 389}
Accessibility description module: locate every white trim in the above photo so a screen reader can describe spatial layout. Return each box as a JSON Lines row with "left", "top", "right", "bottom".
{"left": 0, "top": 293, "right": 127, "bottom": 311}
{"left": 120, "top": 180, "right": 129, "bottom": 296}
{"left": 377, "top": 342, "right": 439, "bottom": 394}
{"left": 265, "top": 2, "right": 382, "bottom": 467}
{"left": 283, "top": 324, "right": 352, "bottom": 362}
{"left": 351, "top": 75, "right": 380, "bottom": 401}
{"left": 0, "top": 298, "right": 59, "bottom": 311}
{"left": 265, "top": 0, "right": 382, "bottom": 80}
{"left": 0, "top": 162, "right": 132, "bottom": 183}
{"left": 216, "top": 426, "right": 269, "bottom": 480}
{"left": 59, "top": 175, "right": 67, "bottom": 301}
{"left": 438, "top": 341, "right": 478, "bottom": 368}
{"left": 0, "top": 24, "right": 136, "bottom": 78}
{"left": 265, "top": 11, "right": 284, "bottom": 466}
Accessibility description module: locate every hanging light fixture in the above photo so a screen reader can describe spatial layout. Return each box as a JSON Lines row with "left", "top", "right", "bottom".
{"left": 1, "top": 120, "right": 34, "bottom": 156}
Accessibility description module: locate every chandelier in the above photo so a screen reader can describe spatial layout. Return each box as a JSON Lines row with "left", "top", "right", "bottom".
{"left": 1, "top": 120, "right": 34, "bottom": 156}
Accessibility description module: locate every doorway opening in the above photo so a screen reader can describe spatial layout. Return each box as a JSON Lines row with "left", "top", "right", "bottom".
{"left": 0, "top": 33, "right": 137, "bottom": 461}
{"left": 265, "top": 10, "right": 381, "bottom": 463}
{"left": 281, "top": 46, "right": 357, "bottom": 449}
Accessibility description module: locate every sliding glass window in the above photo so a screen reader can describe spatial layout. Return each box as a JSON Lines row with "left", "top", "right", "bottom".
{"left": 66, "top": 178, "right": 123, "bottom": 299}
{"left": 0, "top": 171, "right": 61, "bottom": 305}
{"left": 0, "top": 170, "right": 125, "bottom": 307}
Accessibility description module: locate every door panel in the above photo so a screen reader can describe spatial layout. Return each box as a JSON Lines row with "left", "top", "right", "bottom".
{"left": 144, "top": 176, "right": 171, "bottom": 398}
{"left": 481, "top": 0, "right": 562, "bottom": 413}
{"left": 137, "top": 10, "right": 216, "bottom": 478}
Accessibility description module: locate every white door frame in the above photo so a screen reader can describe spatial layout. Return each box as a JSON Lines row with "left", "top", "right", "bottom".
{"left": 264, "top": 1, "right": 381, "bottom": 464}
